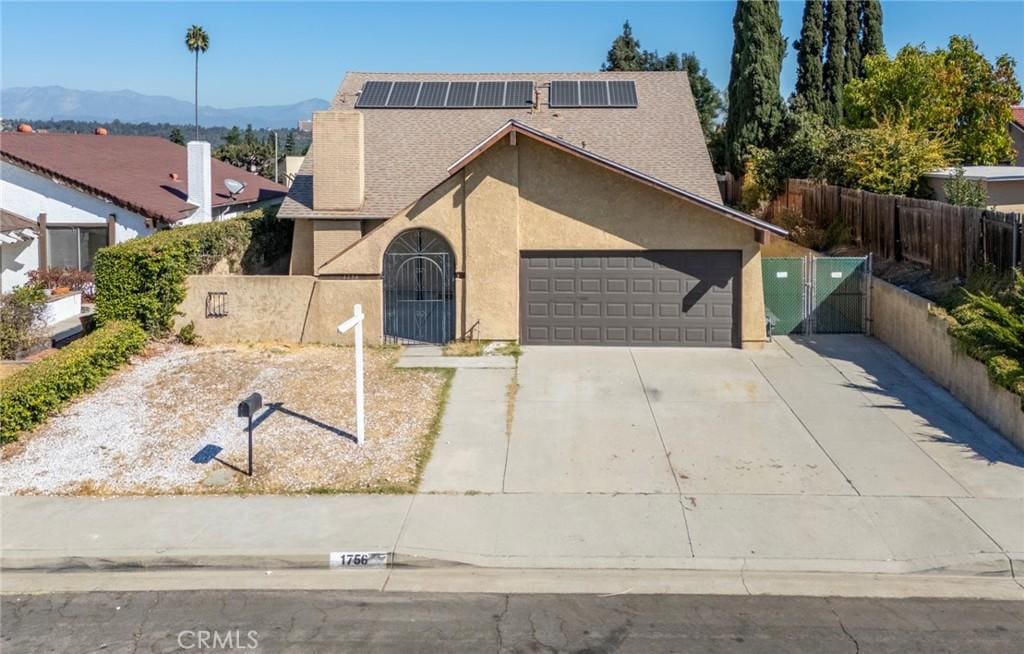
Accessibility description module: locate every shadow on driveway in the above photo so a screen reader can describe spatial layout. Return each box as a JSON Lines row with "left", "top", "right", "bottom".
{"left": 791, "top": 335, "right": 1024, "bottom": 469}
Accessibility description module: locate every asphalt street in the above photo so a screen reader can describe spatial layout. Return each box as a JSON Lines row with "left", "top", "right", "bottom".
{"left": 2, "top": 590, "right": 1023, "bottom": 653}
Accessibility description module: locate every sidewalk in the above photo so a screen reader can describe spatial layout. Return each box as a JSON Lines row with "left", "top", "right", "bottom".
{"left": 2, "top": 492, "right": 1022, "bottom": 579}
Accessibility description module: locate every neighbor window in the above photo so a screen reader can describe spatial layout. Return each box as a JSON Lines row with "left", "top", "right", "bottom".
{"left": 46, "top": 226, "right": 108, "bottom": 271}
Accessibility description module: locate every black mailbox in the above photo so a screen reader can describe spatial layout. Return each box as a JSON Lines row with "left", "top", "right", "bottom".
{"left": 238, "top": 393, "right": 263, "bottom": 418}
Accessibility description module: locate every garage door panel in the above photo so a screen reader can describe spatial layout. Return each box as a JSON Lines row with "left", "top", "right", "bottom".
{"left": 521, "top": 251, "right": 740, "bottom": 347}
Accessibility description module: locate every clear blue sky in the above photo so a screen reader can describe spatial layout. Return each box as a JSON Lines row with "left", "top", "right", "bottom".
{"left": 2, "top": 1, "right": 1022, "bottom": 108}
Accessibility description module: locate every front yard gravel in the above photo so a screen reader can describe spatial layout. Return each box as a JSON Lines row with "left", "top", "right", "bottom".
{"left": 0, "top": 343, "right": 449, "bottom": 495}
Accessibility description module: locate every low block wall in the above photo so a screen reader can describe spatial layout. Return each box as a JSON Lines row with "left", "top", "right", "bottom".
{"left": 870, "top": 278, "right": 1024, "bottom": 449}
{"left": 176, "top": 275, "right": 383, "bottom": 346}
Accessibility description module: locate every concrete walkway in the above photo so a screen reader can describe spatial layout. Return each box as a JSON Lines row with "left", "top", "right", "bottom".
{"left": 3, "top": 336, "right": 1023, "bottom": 585}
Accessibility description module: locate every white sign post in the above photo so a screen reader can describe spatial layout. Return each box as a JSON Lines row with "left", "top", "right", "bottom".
{"left": 337, "top": 304, "right": 365, "bottom": 446}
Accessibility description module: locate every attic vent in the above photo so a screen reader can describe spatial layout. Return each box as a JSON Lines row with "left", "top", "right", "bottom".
{"left": 549, "top": 80, "right": 638, "bottom": 108}
{"left": 354, "top": 80, "right": 535, "bottom": 109}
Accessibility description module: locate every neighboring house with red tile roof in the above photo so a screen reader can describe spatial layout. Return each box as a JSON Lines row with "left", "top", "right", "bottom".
{"left": 270, "top": 71, "right": 785, "bottom": 349}
{"left": 1, "top": 131, "right": 287, "bottom": 292}
{"left": 1010, "top": 106, "right": 1024, "bottom": 166}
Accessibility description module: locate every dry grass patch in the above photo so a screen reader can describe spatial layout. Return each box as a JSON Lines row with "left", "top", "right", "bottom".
{"left": 443, "top": 340, "right": 485, "bottom": 357}
{"left": 0, "top": 343, "right": 450, "bottom": 495}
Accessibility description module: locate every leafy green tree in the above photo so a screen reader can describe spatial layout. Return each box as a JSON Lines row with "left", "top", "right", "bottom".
{"left": 859, "top": 0, "right": 885, "bottom": 70}
{"left": 184, "top": 25, "right": 210, "bottom": 140}
{"left": 944, "top": 166, "right": 989, "bottom": 207}
{"left": 845, "top": 0, "right": 863, "bottom": 81}
{"left": 602, "top": 21, "right": 643, "bottom": 71}
{"left": 284, "top": 131, "right": 296, "bottom": 155}
{"left": 843, "top": 115, "right": 948, "bottom": 196}
{"left": 845, "top": 37, "right": 1021, "bottom": 164}
{"left": 224, "top": 126, "right": 242, "bottom": 145}
{"left": 168, "top": 127, "right": 185, "bottom": 145}
{"left": 946, "top": 36, "right": 1022, "bottom": 165}
{"left": 822, "top": 0, "right": 847, "bottom": 126}
{"left": 723, "top": 0, "right": 787, "bottom": 176}
{"left": 792, "top": 0, "right": 825, "bottom": 115}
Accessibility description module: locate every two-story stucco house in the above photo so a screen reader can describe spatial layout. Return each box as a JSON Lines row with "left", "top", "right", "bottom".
{"left": 278, "top": 72, "right": 786, "bottom": 349}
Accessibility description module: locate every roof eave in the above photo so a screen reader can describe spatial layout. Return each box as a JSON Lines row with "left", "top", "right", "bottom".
{"left": 446, "top": 120, "right": 788, "bottom": 238}
{"left": 1, "top": 152, "right": 177, "bottom": 225}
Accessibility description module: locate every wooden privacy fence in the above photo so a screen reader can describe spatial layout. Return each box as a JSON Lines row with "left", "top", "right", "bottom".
{"left": 766, "top": 179, "right": 1022, "bottom": 278}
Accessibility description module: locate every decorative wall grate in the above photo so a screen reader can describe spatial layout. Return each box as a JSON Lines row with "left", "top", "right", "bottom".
{"left": 205, "top": 292, "right": 228, "bottom": 318}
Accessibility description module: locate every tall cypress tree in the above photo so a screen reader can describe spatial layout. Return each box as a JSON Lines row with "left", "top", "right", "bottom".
{"left": 860, "top": 0, "right": 885, "bottom": 70}
{"left": 845, "top": 0, "right": 862, "bottom": 81}
{"left": 822, "top": 0, "right": 847, "bottom": 126}
{"left": 602, "top": 20, "right": 643, "bottom": 71}
{"left": 792, "top": 0, "right": 825, "bottom": 115}
{"left": 723, "top": 0, "right": 786, "bottom": 176}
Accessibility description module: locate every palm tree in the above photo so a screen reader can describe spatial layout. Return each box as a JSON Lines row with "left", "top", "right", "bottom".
{"left": 185, "top": 25, "right": 209, "bottom": 140}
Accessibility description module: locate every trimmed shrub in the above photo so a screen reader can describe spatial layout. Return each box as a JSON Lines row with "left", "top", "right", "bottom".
{"left": 0, "top": 320, "right": 147, "bottom": 443}
{"left": 0, "top": 284, "right": 47, "bottom": 359}
{"left": 93, "top": 210, "right": 290, "bottom": 335}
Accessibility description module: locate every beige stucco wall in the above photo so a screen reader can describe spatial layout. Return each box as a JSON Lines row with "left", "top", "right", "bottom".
{"left": 313, "top": 220, "right": 362, "bottom": 271}
{"left": 318, "top": 136, "right": 767, "bottom": 347}
{"left": 984, "top": 179, "right": 1024, "bottom": 212}
{"left": 176, "top": 275, "right": 382, "bottom": 346}
{"left": 289, "top": 219, "right": 314, "bottom": 275}
{"left": 870, "top": 278, "right": 1023, "bottom": 449}
{"left": 926, "top": 176, "right": 1024, "bottom": 212}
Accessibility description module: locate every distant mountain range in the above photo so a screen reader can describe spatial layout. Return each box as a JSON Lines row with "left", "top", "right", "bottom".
{"left": 1, "top": 86, "right": 330, "bottom": 129}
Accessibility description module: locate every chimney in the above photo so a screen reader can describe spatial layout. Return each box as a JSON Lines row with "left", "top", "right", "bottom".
{"left": 186, "top": 141, "right": 212, "bottom": 222}
{"left": 313, "top": 111, "right": 364, "bottom": 211}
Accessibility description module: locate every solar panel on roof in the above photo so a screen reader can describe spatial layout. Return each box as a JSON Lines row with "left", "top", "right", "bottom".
{"left": 476, "top": 81, "right": 506, "bottom": 107}
{"left": 549, "top": 81, "right": 579, "bottom": 108}
{"left": 608, "top": 80, "right": 638, "bottom": 107}
{"left": 505, "top": 81, "right": 534, "bottom": 107}
{"left": 387, "top": 81, "right": 421, "bottom": 107}
{"left": 416, "top": 81, "right": 449, "bottom": 107}
{"left": 580, "top": 81, "right": 610, "bottom": 107}
{"left": 355, "top": 81, "right": 393, "bottom": 107}
{"left": 446, "top": 81, "right": 477, "bottom": 107}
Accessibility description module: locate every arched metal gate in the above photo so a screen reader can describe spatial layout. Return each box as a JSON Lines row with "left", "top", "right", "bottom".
{"left": 383, "top": 229, "right": 455, "bottom": 344}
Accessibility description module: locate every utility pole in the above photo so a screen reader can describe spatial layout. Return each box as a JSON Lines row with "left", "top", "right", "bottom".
{"left": 273, "top": 131, "right": 279, "bottom": 184}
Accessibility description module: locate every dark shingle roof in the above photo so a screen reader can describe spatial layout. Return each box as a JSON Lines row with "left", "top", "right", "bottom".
{"left": 279, "top": 71, "right": 721, "bottom": 219}
{"left": 1, "top": 134, "right": 288, "bottom": 224}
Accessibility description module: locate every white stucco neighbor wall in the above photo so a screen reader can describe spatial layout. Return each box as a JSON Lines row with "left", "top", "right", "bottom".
{"left": 1, "top": 161, "right": 156, "bottom": 292}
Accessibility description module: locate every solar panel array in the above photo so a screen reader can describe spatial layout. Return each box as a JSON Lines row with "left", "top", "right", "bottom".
{"left": 354, "top": 80, "right": 535, "bottom": 109}
{"left": 549, "top": 80, "right": 638, "bottom": 108}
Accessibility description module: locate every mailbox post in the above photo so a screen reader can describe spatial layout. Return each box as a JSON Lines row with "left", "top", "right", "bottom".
{"left": 237, "top": 392, "right": 263, "bottom": 476}
{"left": 337, "top": 304, "right": 365, "bottom": 446}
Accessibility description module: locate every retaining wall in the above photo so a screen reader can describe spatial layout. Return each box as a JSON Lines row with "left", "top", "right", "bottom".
{"left": 870, "top": 278, "right": 1023, "bottom": 449}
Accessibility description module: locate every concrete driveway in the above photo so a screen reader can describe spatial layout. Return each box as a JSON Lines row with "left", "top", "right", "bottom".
{"left": 493, "top": 336, "right": 1023, "bottom": 498}
{"left": 415, "top": 335, "right": 1024, "bottom": 571}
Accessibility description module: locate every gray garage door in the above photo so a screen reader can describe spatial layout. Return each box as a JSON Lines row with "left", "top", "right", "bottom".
{"left": 520, "top": 250, "right": 740, "bottom": 347}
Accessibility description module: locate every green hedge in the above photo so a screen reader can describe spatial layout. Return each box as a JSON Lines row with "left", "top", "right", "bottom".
{"left": 0, "top": 320, "right": 147, "bottom": 443}
{"left": 93, "top": 210, "right": 291, "bottom": 335}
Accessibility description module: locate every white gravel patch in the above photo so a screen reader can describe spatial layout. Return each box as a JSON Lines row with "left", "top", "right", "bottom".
{"left": 0, "top": 343, "right": 447, "bottom": 495}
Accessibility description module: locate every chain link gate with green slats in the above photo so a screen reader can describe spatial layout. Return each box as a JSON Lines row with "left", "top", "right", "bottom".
{"left": 762, "top": 256, "right": 871, "bottom": 336}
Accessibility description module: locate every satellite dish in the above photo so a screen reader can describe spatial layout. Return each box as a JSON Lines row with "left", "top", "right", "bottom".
{"left": 224, "top": 178, "right": 246, "bottom": 198}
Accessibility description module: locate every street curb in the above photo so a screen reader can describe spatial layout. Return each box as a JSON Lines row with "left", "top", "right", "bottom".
{"left": 3, "top": 550, "right": 1019, "bottom": 579}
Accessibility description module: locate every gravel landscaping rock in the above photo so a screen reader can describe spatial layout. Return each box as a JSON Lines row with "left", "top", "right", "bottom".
{"left": 0, "top": 343, "right": 449, "bottom": 495}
